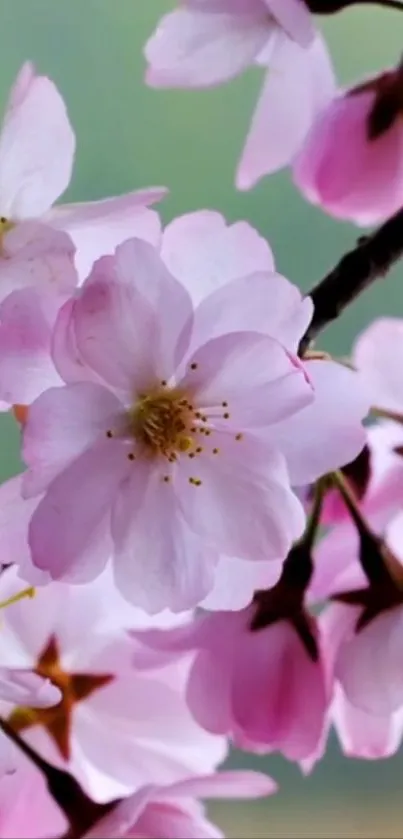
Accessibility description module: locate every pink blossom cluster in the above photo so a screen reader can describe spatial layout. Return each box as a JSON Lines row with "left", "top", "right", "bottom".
{"left": 0, "top": 0, "right": 402, "bottom": 835}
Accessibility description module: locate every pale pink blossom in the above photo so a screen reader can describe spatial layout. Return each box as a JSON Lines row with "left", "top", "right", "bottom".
{"left": 84, "top": 770, "right": 277, "bottom": 839}
{"left": 313, "top": 508, "right": 403, "bottom": 717}
{"left": 0, "top": 62, "right": 165, "bottom": 278}
{"left": 0, "top": 566, "right": 226, "bottom": 803}
{"left": 293, "top": 63, "right": 403, "bottom": 225}
{"left": 0, "top": 755, "right": 67, "bottom": 839}
{"left": 2, "top": 216, "right": 369, "bottom": 611}
{"left": 301, "top": 601, "right": 403, "bottom": 767}
{"left": 332, "top": 684, "right": 403, "bottom": 760}
{"left": 131, "top": 601, "right": 329, "bottom": 761}
{"left": 20, "top": 236, "right": 317, "bottom": 611}
{"left": 144, "top": 2, "right": 335, "bottom": 188}
{"left": 0, "top": 63, "right": 165, "bottom": 410}
{"left": 0, "top": 224, "right": 77, "bottom": 408}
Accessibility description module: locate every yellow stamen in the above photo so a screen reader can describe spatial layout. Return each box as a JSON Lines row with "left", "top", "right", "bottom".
{"left": 0, "top": 587, "right": 35, "bottom": 611}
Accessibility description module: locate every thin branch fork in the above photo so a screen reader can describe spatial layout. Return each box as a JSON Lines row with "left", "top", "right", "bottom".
{"left": 298, "top": 206, "right": 403, "bottom": 356}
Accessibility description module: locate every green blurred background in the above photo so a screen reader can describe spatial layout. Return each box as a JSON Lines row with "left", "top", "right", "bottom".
{"left": 1, "top": 1, "right": 403, "bottom": 835}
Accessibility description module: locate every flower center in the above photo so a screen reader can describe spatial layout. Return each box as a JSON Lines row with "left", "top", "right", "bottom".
{"left": 129, "top": 385, "right": 196, "bottom": 459}
{"left": 8, "top": 635, "right": 113, "bottom": 760}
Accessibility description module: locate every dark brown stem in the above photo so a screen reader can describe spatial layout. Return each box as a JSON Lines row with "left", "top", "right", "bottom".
{"left": 298, "top": 206, "right": 403, "bottom": 356}
{"left": 307, "top": 0, "right": 403, "bottom": 13}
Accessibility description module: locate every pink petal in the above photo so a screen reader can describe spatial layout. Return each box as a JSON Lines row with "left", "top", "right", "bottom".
{"left": 113, "top": 238, "right": 193, "bottom": 376}
{"left": 0, "top": 475, "right": 49, "bottom": 585}
{"left": 178, "top": 434, "right": 305, "bottom": 561}
{"left": 232, "top": 621, "right": 328, "bottom": 759}
{"left": 83, "top": 788, "right": 154, "bottom": 839}
{"left": 336, "top": 606, "right": 403, "bottom": 715}
{"left": 187, "top": 621, "right": 235, "bottom": 734}
{"left": 310, "top": 523, "right": 364, "bottom": 603}
{"left": 0, "top": 221, "right": 77, "bottom": 302}
{"left": 353, "top": 318, "right": 403, "bottom": 413}
{"left": 0, "top": 288, "right": 62, "bottom": 407}
{"left": 237, "top": 32, "right": 335, "bottom": 188}
{"left": 0, "top": 66, "right": 75, "bottom": 218}
{"left": 4, "top": 62, "right": 36, "bottom": 112}
{"left": 48, "top": 190, "right": 166, "bottom": 281}
{"left": 136, "top": 803, "right": 222, "bottom": 839}
{"left": 28, "top": 439, "right": 130, "bottom": 582}
{"left": 264, "top": 0, "right": 314, "bottom": 46}
{"left": 72, "top": 254, "right": 159, "bottom": 393}
{"left": 112, "top": 465, "right": 218, "bottom": 612}
{"left": 167, "top": 770, "right": 277, "bottom": 800}
{"left": 52, "top": 298, "right": 101, "bottom": 386}
{"left": 190, "top": 270, "right": 313, "bottom": 353}
{"left": 0, "top": 668, "right": 61, "bottom": 708}
{"left": 161, "top": 211, "right": 274, "bottom": 306}
{"left": 145, "top": 5, "right": 271, "bottom": 88}
{"left": 293, "top": 89, "right": 403, "bottom": 226}
{"left": 333, "top": 685, "right": 403, "bottom": 760}
{"left": 181, "top": 331, "right": 313, "bottom": 427}
{"left": 0, "top": 757, "right": 67, "bottom": 838}
{"left": 73, "top": 239, "right": 192, "bottom": 391}
{"left": 268, "top": 359, "right": 369, "bottom": 485}
{"left": 22, "top": 382, "right": 123, "bottom": 497}
{"left": 201, "top": 555, "right": 282, "bottom": 611}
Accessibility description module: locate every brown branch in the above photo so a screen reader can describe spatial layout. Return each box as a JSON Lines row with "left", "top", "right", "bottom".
{"left": 307, "top": 1, "right": 403, "bottom": 13}
{"left": 298, "top": 206, "right": 403, "bottom": 356}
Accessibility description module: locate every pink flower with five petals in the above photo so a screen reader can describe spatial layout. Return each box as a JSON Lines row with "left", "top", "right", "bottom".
{"left": 20, "top": 237, "right": 313, "bottom": 612}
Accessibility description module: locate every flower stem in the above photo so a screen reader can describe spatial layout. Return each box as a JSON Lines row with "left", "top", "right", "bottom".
{"left": 298, "top": 206, "right": 403, "bottom": 355}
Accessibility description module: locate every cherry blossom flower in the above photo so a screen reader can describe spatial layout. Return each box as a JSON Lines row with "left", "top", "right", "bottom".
{"left": 84, "top": 770, "right": 277, "bottom": 839}
{"left": 0, "top": 225, "right": 77, "bottom": 409}
{"left": 293, "top": 60, "right": 403, "bottom": 225}
{"left": 19, "top": 237, "right": 316, "bottom": 611}
{"left": 17, "top": 227, "right": 369, "bottom": 611}
{"left": 131, "top": 566, "right": 329, "bottom": 762}
{"left": 0, "top": 212, "right": 368, "bottom": 611}
{"left": 144, "top": 2, "right": 335, "bottom": 188}
{"left": 0, "top": 62, "right": 165, "bottom": 279}
{"left": 301, "top": 600, "right": 403, "bottom": 767}
{"left": 0, "top": 566, "right": 226, "bottom": 803}
{"left": 331, "top": 684, "right": 403, "bottom": 760}
{"left": 312, "top": 497, "right": 403, "bottom": 719}
{"left": 0, "top": 63, "right": 166, "bottom": 411}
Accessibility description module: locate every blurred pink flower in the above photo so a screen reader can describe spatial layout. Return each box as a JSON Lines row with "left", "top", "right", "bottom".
{"left": 313, "top": 505, "right": 403, "bottom": 719}
{"left": 144, "top": 2, "right": 335, "bottom": 188}
{"left": 84, "top": 771, "right": 276, "bottom": 839}
{"left": 0, "top": 567, "right": 226, "bottom": 803}
{"left": 131, "top": 601, "right": 329, "bottom": 762}
{"left": 293, "top": 63, "right": 403, "bottom": 225}
{"left": 0, "top": 62, "right": 165, "bottom": 278}
{"left": 0, "top": 63, "right": 165, "bottom": 410}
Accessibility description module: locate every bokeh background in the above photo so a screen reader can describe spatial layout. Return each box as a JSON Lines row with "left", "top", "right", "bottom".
{"left": 1, "top": 1, "right": 403, "bottom": 835}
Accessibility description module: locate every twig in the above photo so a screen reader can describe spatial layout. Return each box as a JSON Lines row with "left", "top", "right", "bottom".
{"left": 298, "top": 206, "right": 403, "bottom": 356}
